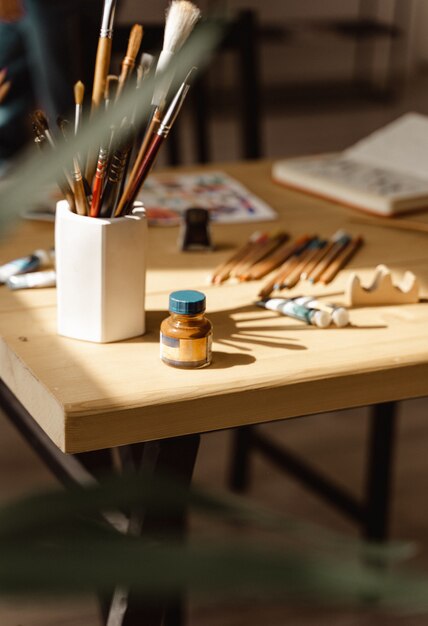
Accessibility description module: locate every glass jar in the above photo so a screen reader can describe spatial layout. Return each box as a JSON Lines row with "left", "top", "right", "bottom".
{"left": 160, "top": 290, "right": 213, "bottom": 369}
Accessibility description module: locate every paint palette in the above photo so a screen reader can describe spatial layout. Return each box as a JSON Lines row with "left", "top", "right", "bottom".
{"left": 138, "top": 171, "right": 277, "bottom": 226}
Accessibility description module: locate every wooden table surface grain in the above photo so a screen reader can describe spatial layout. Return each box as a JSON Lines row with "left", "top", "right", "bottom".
{"left": 1, "top": 160, "right": 428, "bottom": 453}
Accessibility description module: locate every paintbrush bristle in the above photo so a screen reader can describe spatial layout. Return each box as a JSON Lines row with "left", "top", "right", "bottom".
{"left": 57, "top": 116, "right": 70, "bottom": 140}
{"left": 33, "top": 109, "right": 49, "bottom": 132}
{"left": 163, "top": 0, "right": 201, "bottom": 54}
{"left": 126, "top": 24, "right": 143, "bottom": 61}
{"left": 105, "top": 74, "right": 119, "bottom": 100}
{"left": 74, "top": 81, "right": 85, "bottom": 106}
{"left": 140, "top": 52, "right": 154, "bottom": 75}
{"left": 0, "top": 80, "right": 11, "bottom": 104}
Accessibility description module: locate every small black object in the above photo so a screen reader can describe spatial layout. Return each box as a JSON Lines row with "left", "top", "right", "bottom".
{"left": 179, "top": 207, "right": 213, "bottom": 251}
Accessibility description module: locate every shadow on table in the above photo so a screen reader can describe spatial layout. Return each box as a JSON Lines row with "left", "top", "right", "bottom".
{"left": 142, "top": 304, "right": 309, "bottom": 354}
{"left": 139, "top": 304, "right": 388, "bottom": 365}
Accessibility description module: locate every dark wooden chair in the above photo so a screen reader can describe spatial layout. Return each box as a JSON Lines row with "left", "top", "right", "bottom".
{"left": 229, "top": 401, "right": 398, "bottom": 544}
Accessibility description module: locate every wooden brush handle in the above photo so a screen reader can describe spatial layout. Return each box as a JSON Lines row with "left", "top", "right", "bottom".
{"left": 91, "top": 37, "right": 112, "bottom": 110}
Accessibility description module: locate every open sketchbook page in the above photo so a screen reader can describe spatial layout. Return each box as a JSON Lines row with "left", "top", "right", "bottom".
{"left": 345, "top": 112, "right": 428, "bottom": 181}
{"left": 272, "top": 113, "right": 428, "bottom": 215}
{"left": 138, "top": 171, "right": 277, "bottom": 225}
{"left": 273, "top": 154, "right": 428, "bottom": 201}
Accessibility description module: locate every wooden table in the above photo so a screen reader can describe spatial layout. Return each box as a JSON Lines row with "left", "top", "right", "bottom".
{"left": 1, "top": 160, "right": 428, "bottom": 624}
{"left": 1, "top": 160, "right": 428, "bottom": 453}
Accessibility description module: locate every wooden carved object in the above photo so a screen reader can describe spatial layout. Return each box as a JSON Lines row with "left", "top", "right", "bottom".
{"left": 346, "top": 264, "right": 420, "bottom": 306}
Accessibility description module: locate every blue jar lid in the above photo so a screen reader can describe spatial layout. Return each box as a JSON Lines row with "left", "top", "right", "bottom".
{"left": 169, "top": 290, "right": 206, "bottom": 315}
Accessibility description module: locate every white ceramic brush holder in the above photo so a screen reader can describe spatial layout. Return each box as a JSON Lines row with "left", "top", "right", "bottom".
{"left": 55, "top": 200, "right": 147, "bottom": 343}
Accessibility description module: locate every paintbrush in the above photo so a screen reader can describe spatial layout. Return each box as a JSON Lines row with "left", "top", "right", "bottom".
{"left": 86, "top": 0, "right": 117, "bottom": 183}
{"left": 104, "top": 75, "right": 119, "bottom": 111}
{"left": 33, "top": 110, "right": 74, "bottom": 192}
{"left": 121, "top": 2, "right": 201, "bottom": 215}
{"left": 100, "top": 120, "right": 134, "bottom": 217}
{"left": 91, "top": 0, "right": 117, "bottom": 112}
{"left": 90, "top": 141, "right": 110, "bottom": 217}
{"left": 57, "top": 116, "right": 88, "bottom": 216}
{"left": 116, "top": 24, "right": 143, "bottom": 100}
{"left": 114, "top": 67, "right": 196, "bottom": 217}
{"left": 33, "top": 110, "right": 57, "bottom": 151}
{"left": 33, "top": 128, "right": 76, "bottom": 213}
{"left": 138, "top": 53, "right": 155, "bottom": 85}
{"left": 132, "top": 53, "right": 154, "bottom": 124}
{"left": 152, "top": 1, "right": 201, "bottom": 112}
{"left": 73, "top": 81, "right": 84, "bottom": 135}
{"left": 139, "top": 1, "right": 201, "bottom": 154}
{"left": 0, "top": 67, "right": 11, "bottom": 104}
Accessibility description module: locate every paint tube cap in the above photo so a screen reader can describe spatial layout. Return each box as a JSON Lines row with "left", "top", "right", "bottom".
{"left": 331, "top": 307, "right": 349, "bottom": 328}
{"left": 169, "top": 290, "right": 206, "bottom": 315}
{"left": 312, "top": 309, "right": 331, "bottom": 328}
{"left": 34, "top": 249, "right": 53, "bottom": 266}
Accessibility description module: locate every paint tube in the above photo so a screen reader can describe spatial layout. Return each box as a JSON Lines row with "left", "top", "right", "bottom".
{"left": 256, "top": 297, "right": 331, "bottom": 328}
{"left": 0, "top": 249, "right": 54, "bottom": 284}
{"left": 292, "top": 297, "right": 349, "bottom": 328}
{"left": 6, "top": 270, "right": 56, "bottom": 290}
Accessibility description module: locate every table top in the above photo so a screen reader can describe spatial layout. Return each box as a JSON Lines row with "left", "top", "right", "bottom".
{"left": 1, "top": 160, "right": 428, "bottom": 453}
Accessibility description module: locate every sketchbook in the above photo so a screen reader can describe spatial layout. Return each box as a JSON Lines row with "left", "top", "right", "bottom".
{"left": 272, "top": 113, "right": 428, "bottom": 216}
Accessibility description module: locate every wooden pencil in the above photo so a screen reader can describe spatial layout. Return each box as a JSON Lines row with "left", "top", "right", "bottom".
{"left": 231, "top": 232, "right": 288, "bottom": 280}
{"left": 282, "top": 239, "right": 326, "bottom": 289}
{"left": 308, "top": 235, "right": 352, "bottom": 283}
{"left": 301, "top": 230, "right": 348, "bottom": 280}
{"left": 210, "top": 232, "right": 268, "bottom": 284}
{"left": 257, "top": 235, "right": 313, "bottom": 298}
{"left": 319, "top": 236, "right": 364, "bottom": 284}
{"left": 246, "top": 237, "right": 307, "bottom": 281}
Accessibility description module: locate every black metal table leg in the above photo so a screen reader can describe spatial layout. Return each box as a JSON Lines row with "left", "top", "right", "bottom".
{"left": 113, "top": 434, "right": 200, "bottom": 626}
{"left": 228, "top": 426, "right": 253, "bottom": 493}
{"left": 0, "top": 381, "right": 200, "bottom": 626}
{"left": 364, "top": 401, "right": 397, "bottom": 542}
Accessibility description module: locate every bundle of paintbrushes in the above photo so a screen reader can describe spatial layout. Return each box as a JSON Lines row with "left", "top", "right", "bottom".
{"left": 30, "top": 0, "right": 201, "bottom": 219}
{"left": 210, "top": 230, "right": 363, "bottom": 294}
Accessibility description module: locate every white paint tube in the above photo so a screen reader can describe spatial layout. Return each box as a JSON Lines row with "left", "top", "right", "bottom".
{"left": 0, "top": 249, "right": 54, "bottom": 284}
{"left": 6, "top": 270, "right": 56, "bottom": 290}
{"left": 257, "top": 298, "right": 331, "bottom": 328}
{"left": 292, "top": 296, "right": 349, "bottom": 328}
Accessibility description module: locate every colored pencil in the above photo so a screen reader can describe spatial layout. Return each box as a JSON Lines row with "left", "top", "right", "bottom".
{"left": 318, "top": 236, "right": 364, "bottom": 284}
{"left": 308, "top": 234, "right": 352, "bottom": 283}
{"left": 257, "top": 235, "right": 313, "bottom": 298}
{"left": 233, "top": 232, "right": 289, "bottom": 280}
{"left": 246, "top": 237, "right": 305, "bottom": 281}
{"left": 301, "top": 230, "right": 347, "bottom": 280}
{"left": 210, "top": 232, "right": 268, "bottom": 284}
{"left": 281, "top": 238, "right": 327, "bottom": 288}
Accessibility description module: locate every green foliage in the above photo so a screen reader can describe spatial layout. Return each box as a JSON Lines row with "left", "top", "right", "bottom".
{"left": 0, "top": 470, "right": 427, "bottom": 613}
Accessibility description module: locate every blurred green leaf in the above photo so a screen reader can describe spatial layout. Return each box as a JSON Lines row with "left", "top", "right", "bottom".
{"left": 0, "top": 471, "right": 414, "bottom": 564}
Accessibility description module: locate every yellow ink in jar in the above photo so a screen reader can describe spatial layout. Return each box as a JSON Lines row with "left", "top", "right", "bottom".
{"left": 160, "top": 290, "right": 212, "bottom": 369}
